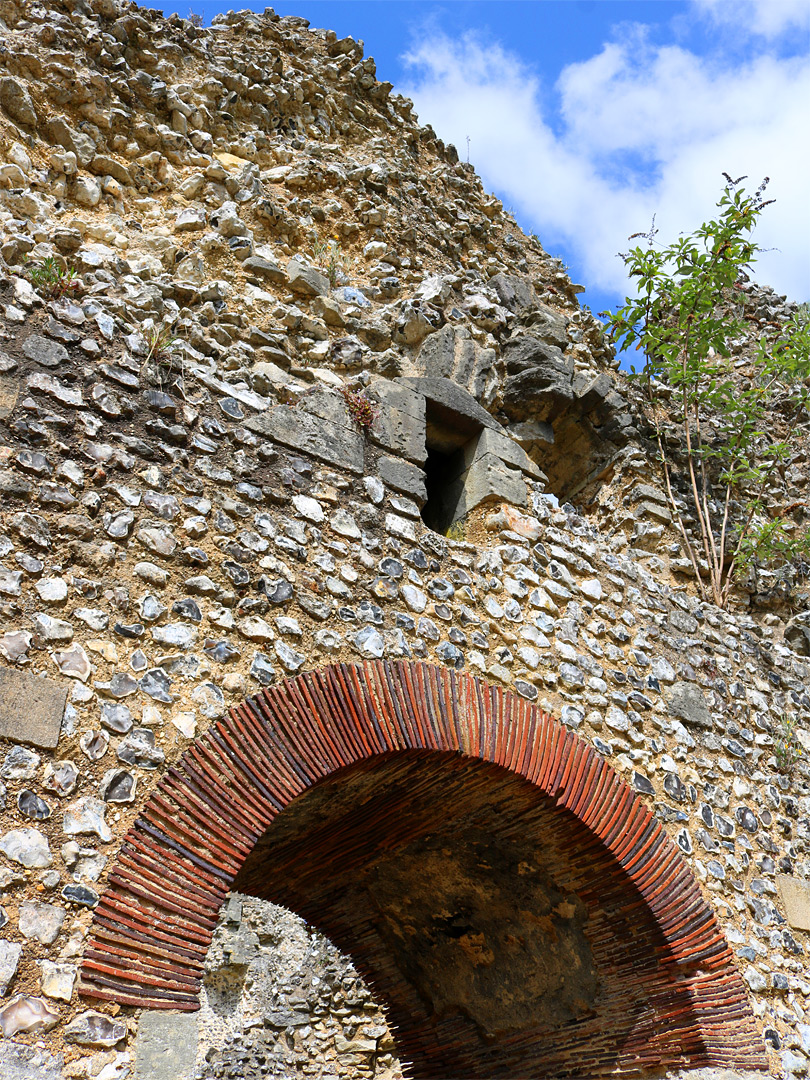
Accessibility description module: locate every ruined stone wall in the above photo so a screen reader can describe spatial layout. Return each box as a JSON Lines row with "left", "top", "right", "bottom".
{"left": 0, "top": 1, "right": 808, "bottom": 1077}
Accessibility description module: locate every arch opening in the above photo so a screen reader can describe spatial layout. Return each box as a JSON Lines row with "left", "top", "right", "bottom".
{"left": 77, "top": 662, "right": 766, "bottom": 1079}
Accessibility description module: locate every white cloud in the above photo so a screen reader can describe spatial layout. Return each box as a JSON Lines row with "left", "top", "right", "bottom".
{"left": 694, "top": 0, "right": 810, "bottom": 38}
{"left": 400, "top": 27, "right": 810, "bottom": 306}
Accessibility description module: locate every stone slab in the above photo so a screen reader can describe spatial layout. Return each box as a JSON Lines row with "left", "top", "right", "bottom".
{"left": 135, "top": 1011, "right": 198, "bottom": 1080}
{"left": 376, "top": 456, "right": 427, "bottom": 503}
{"left": 777, "top": 874, "right": 810, "bottom": 931}
{"left": 367, "top": 376, "right": 426, "bottom": 421}
{"left": 441, "top": 453, "right": 527, "bottom": 527}
{"left": 0, "top": 665, "right": 67, "bottom": 749}
{"left": 0, "top": 1043, "right": 63, "bottom": 1080}
{"left": 507, "top": 419, "right": 555, "bottom": 447}
{"left": 369, "top": 404, "right": 427, "bottom": 465}
{"left": 667, "top": 680, "right": 712, "bottom": 730}
{"left": 246, "top": 407, "right": 364, "bottom": 474}
{"left": 286, "top": 258, "right": 329, "bottom": 297}
{"left": 462, "top": 426, "right": 543, "bottom": 480}
{"left": 414, "top": 324, "right": 457, "bottom": 381}
{"left": 489, "top": 273, "right": 539, "bottom": 315}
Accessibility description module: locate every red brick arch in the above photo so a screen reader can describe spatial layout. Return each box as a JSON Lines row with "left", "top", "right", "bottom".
{"left": 79, "top": 661, "right": 765, "bottom": 1077}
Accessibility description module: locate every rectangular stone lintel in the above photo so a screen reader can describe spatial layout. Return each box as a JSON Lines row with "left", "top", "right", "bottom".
{"left": 376, "top": 456, "right": 427, "bottom": 503}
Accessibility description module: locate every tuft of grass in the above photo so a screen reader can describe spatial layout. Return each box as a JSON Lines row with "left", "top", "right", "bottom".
{"left": 146, "top": 326, "right": 180, "bottom": 365}
{"left": 142, "top": 326, "right": 182, "bottom": 390}
{"left": 25, "top": 256, "right": 80, "bottom": 300}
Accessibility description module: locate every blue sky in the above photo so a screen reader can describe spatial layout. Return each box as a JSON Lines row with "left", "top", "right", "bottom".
{"left": 184, "top": 1, "right": 810, "bottom": 327}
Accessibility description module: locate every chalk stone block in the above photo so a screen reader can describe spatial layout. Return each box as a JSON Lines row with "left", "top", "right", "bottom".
{"left": 777, "top": 874, "right": 810, "bottom": 931}
{"left": 135, "top": 1011, "right": 198, "bottom": 1080}
{"left": 0, "top": 665, "right": 67, "bottom": 749}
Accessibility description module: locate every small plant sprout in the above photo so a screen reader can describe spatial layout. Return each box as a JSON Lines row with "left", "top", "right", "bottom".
{"left": 773, "top": 713, "right": 802, "bottom": 776}
{"left": 445, "top": 517, "right": 468, "bottom": 542}
{"left": 25, "top": 256, "right": 79, "bottom": 300}
{"left": 341, "top": 386, "right": 378, "bottom": 432}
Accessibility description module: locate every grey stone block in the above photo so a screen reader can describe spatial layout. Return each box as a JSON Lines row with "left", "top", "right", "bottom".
{"left": 637, "top": 500, "right": 672, "bottom": 524}
{"left": 507, "top": 419, "right": 555, "bottom": 447}
{"left": 785, "top": 615, "right": 810, "bottom": 657}
{"left": 22, "top": 334, "right": 69, "bottom": 370}
{"left": 414, "top": 324, "right": 456, "bottom": 380}
{"left": 441, "top": 453, "right": 527, "bottom": 525}
{"left": 370, "top": 407, "right": 426, "bottom": 465}
{"left": 367, "top": 376, "right": 425, "bottom": 421}
{"left": 667, "top": 681, "right": 712, "bottom": 730}
{"left": 376, "top": 456, "right": 427, "bottom": 503}
{"left": 460, "top": 427, "right": 543, "bottom": 480}
{"left": 366, "top": 380, "right": 426, "bottom": 464}
{"left": 415, "top": 327, "right": 499, "bottom": 404}
{"left": 246, "top": 407, "right": 364, "bottom": 474}
{"left": 0, "top": 666, "right": 67, "bottom": 749}
{"left": 89, "top": 155, "right": 133, "bottom": 186}
{"left": 630, "top": 482, "right": 669, "bottom": 506}
{"left": 489, "top": 273, "right": 539, "bottom": 314}
{"left": 501, "top": 335, "right": 574, "bottom": 422}
{"left": 525, "top": 304, "right": 569, "bottom": 349}
{"left": 0, "top": 77, "right": 38, "bottom": 128}
{"left": 242, "top": 255, "right": 286, "bottom": 284}
{"left": 135, "top": 1011, "right": 198, "bottom": 1080}
{"left": 298, "top": 388, "right": 351, "bottom": 428}
{"left": 573, "top": 372, "right": 614, "bottom": 412}
{"left": 286, "top": 259, "right": 329, "bottom": 297}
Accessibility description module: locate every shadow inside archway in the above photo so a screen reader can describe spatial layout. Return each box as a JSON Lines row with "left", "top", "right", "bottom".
{"left": 236, "top": 750, "right": 703, "bottom": 1079}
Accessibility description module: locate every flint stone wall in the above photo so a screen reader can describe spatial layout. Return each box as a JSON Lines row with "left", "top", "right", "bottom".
{"left": 0, "top": 0, "right": 807, "bottom": 1076}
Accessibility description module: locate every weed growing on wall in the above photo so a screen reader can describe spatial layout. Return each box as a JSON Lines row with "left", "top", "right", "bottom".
{"left": 24, "top": 255, "right": 79, "bottom": 300}
{"left": 606, "top": 175, "right": 810, "bottom": 609}
{"left": 311, "top": 234, "right": 352, "bottom": 288}
{"left": 773, "top": 713, "right": 802, "bottom": 776}
{"left": 142, "top": 325, "right": 182, "bottom": 390}
{"left": 341, "top": 386, "right": 379, "bottom": 432}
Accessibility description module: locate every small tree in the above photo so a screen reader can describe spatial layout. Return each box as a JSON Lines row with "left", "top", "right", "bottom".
{"left": 607, "top": 175, "right": 810, "bottom": 608}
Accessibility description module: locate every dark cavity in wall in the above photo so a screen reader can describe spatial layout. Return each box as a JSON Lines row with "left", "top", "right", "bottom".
{"left": 420, "top": 444, "right": 457, "bottom": 533}
{"left": 419, "top": 398, "right": 484, "bottom": 534}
